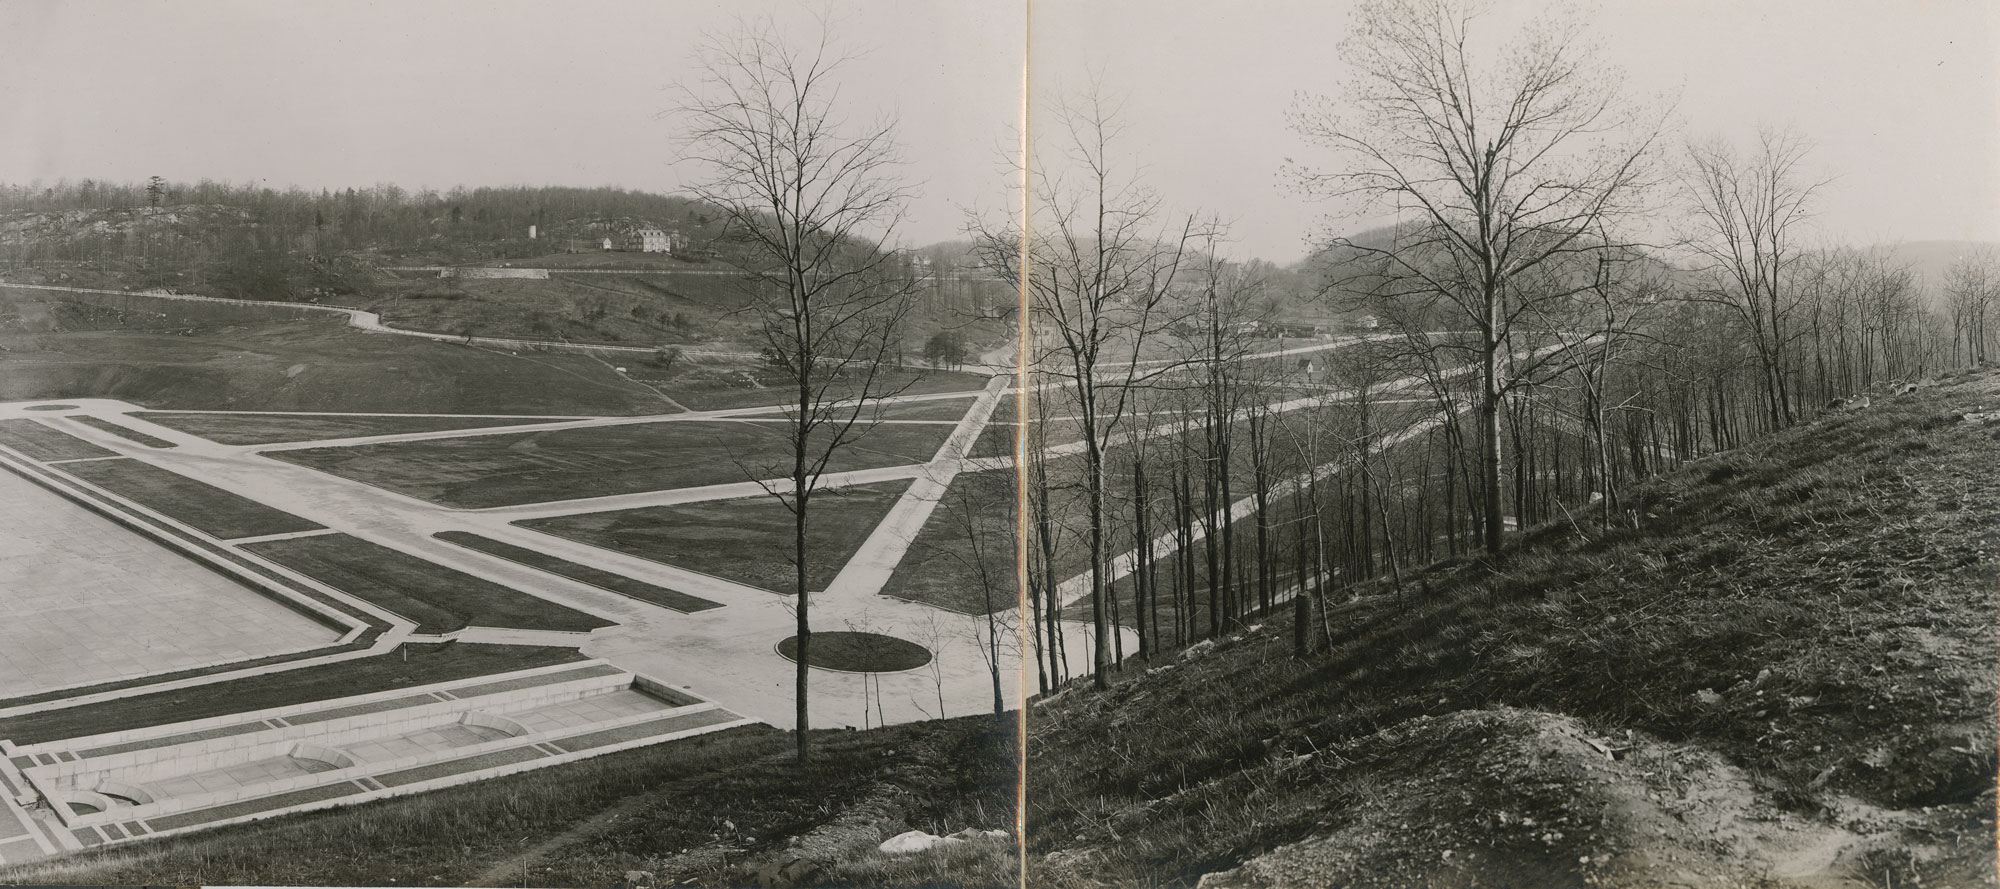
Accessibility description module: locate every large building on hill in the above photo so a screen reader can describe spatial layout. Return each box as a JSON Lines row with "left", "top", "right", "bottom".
{"left": 628, "top": 228, "right": 686, "bottom": 254}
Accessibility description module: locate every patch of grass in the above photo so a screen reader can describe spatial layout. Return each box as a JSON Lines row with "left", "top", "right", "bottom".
{"left": 520, "top": 479, "right": 911, "bottom": 593}
{"left": 965, "top": 419, "right": 1017, "bottom": 459}
{"left": 2, "top": 716, "right": 1017, "bottom": 889}
{"left": 0, "top": 417, "right": 117, "bottom": 460}
{"left": 0, "top": 636, "right": 379, "bottom": 712}
{"left": 778, "top": 632, "right": 934, "bottom": 672}
{"left": 67, "top": 414, "right": 176, "bottom": 447}
{"left": 0, "top": 643, "right": 587, "bottom": 745}
{"left": 0, "top": 312, "right": 668, "bottom": 415}
{"left": 870, "top": 396, "right": 980, "bottom": 422}
{"left": 59, "top": 457, "right": 323, "bottom": 539}
{"left": 881, "top": 468, "right": 1016, "bottom": 614}
{"left": 817, "top": 834, "right": 1019, "bottom": 889}
{"left": 433, "top": 530, "right": 722, "bottom": 613}
{"left": 243, "top": 533, "right": 614, "bottom": 634}
{"left": 664, "top": 368, "right": 991, "bottom": 412}
{"left": 271, "top": 420, "right": 949, "bottom": 509}
{"left": 136, "top": 411, "right": 573, "bottom": 445}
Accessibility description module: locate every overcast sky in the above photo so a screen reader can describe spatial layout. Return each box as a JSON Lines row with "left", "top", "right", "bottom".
{"left": 1, "top": 0, "right": 1993, "bottom": 262}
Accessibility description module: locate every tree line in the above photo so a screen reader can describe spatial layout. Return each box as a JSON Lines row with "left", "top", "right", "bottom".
{"left": 989, "top": 0, "right": 1999, "bottom": 692}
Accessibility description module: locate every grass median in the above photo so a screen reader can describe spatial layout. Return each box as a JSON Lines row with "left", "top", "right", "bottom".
{"left": 433, "top": 531, "right": 722, "bottom": 613}
{"left": 59, "top": 457, "right": 323, "bottom": 539}
{"left": 244, "top": 533, "right": 614, "bottom": 634}
{"left": 67, "top": 414, "right": 177, "bottom": 448}
{"left": 0, "top": 418, "right": 118, "bottom": 461}
{"left": 0, "top": 643, "right": 589, "bottom": 746}
{"left": 518, "top": 479, "right": 911, "bottom": 594}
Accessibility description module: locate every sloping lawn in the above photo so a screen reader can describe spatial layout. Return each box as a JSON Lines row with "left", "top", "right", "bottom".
{"left": 519, "top": 479, "right": 911, "bottom": 593}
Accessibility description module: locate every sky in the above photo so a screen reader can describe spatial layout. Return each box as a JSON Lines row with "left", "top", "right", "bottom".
{"left": 1, "top": 0, "right": 1994, "bottom": 263}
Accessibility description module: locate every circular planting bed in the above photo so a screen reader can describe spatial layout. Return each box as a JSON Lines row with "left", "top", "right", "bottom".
{"left": 777, "top": 631, "right": 932, "bottom": 673}
{"left": 24, "top": 404, "right": 77, "bottom": 411}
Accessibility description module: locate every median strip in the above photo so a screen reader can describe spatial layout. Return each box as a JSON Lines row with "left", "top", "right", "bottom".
{"left": 434, "top": 531, "right": 723, "bottom": 613}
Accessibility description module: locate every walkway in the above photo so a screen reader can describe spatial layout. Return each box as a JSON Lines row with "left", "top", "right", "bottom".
{"left": 0, "top": 385, "right": 1085, "bottom": 729}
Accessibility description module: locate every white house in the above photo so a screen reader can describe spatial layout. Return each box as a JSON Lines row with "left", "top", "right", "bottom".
{"left": 630, "top": 229, "right": 688, "bottom": 253}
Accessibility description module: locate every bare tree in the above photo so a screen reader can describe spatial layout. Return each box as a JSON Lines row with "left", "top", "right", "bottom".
{"left": 1943, "top": 250, "right": 1996, "bottom": 367}
{"left": 1679, "top": 127, "right": 1826, "bottom": 429}
{"left": 1289, "top": 0, "right": 1667, "bottom": 557}
{"left": 972, "top": 85, "right": 1200, "bottom": 689}
{"left": 677, "top": 18, "right": 918, "bottom": 761}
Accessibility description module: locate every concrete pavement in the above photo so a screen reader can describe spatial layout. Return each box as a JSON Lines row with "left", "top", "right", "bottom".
{"left": 0, "top": 388, "right": 1064, "bottom": 729}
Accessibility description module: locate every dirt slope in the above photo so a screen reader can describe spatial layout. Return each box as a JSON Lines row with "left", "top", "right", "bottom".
{"left": 1025, "top": 369, "right": 2000, "bottom": 888}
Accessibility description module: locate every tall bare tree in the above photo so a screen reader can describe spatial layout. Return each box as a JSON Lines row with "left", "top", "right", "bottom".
{"left": 677, "top": 18, "right": 917, "bottom": 761}
{"left": 1943, "top": 250, "right": 1996, "bottom": 368}
{"left": 1289, "top": 0, "right": 1666, "bottom": 557}
{"left": 973, "top": 87, "right": 1200, "bottom": 689}
{"left": 1679, "top": 127, "right": 1825, "bottom": 429}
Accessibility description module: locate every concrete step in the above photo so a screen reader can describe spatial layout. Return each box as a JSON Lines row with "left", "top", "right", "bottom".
{"left": 2, "top": 661, "right": 753, "bottom": 850}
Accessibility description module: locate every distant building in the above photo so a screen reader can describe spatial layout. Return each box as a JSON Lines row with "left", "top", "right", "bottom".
{"left": 602, "top": 237, "right": 614, "bottom": 251}
{"left": 629, "top": 229, "right": 687, "bottom": 254}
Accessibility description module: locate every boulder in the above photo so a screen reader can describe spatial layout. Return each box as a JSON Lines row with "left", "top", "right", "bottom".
{"left": 878, "top": 829, "right": 964, "bottom": 855}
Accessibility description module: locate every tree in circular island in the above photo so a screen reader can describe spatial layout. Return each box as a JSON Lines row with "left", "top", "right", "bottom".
{"left": 776, "top": 632, "right": 932, "bottom": 673}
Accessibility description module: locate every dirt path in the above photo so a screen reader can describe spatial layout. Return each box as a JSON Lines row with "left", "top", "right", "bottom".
{"left": 457, "top": 786, "right": 682, "bottom": 888}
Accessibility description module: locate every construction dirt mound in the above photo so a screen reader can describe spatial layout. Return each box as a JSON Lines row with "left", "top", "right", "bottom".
{"left": 1192, "top": 707, "right": 1993, "bottom": 889}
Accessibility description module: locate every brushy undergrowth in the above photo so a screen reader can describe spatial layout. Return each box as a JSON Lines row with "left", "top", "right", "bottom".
{"left": 1025, "top": 371, "right": 2000, "bottom": 887}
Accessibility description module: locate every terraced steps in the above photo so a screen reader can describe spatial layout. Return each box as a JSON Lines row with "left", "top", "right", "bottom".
{"left": 0, "top": 660, "right": 752, "bottom": 853}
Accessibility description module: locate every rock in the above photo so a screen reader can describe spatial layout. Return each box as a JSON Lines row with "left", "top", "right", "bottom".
{"left": 624, "top": 870, "right": 654, "bottom": 886}
{"left": 1043, "top": 847, "right": 1098, "bottom": 870}
{"left": 1694, "top": 688, "right": 1723, "bottom": 705}
{"left": 1181, "top": 639, "right": 1217, "bottom": 661}
{"left": 878, "top": 829, "right": 963, "bottom": 855}
{"left": 948, "top": 826, "right": 1009, "bottom": 841}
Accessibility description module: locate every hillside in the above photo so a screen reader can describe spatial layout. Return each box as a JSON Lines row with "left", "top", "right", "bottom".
{"left": 1868, "top": 240, "right": 2000, "bottom": 291}
{"left": 0, "top": 288, "right": 680, "bottom": 414}
{"left": 1023, "top": 369, "right": 2000, "bottom": 888}
{"left": 0, "top": 183, "right": 1020, "bottom": 359}
{"left": 3, "top": 717, "right": 1018, "bottom": 889}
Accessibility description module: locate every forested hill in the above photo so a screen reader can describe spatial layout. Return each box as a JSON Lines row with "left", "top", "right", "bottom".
{"left": 0, "top": 182, "right": 723, "bottom": 256}
{"left": 0, "top": 181, "right": 1019, "bottom": 315}
{"left": 1022, "top": 368, "right": 2000, "bottom": 889}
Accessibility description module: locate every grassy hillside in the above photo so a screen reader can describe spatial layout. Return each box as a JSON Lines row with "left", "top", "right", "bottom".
{"left": 3, "top": 715, "right": 1016, "bottom": 888}
{"left": 1022, "top": 369, "right": 2000, "bottom": 888}
{"left": 0, "top": 295, "right": 675, "bottom": 414}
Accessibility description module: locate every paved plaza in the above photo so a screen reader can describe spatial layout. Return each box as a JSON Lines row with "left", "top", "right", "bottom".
{"left": 0, "top": 467, "right": 341, "bottom": 697}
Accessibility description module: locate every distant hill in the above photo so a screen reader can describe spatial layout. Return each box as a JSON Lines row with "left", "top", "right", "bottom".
{"left": 1863, "top": 239, "right": 2000, "bottom": 288}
